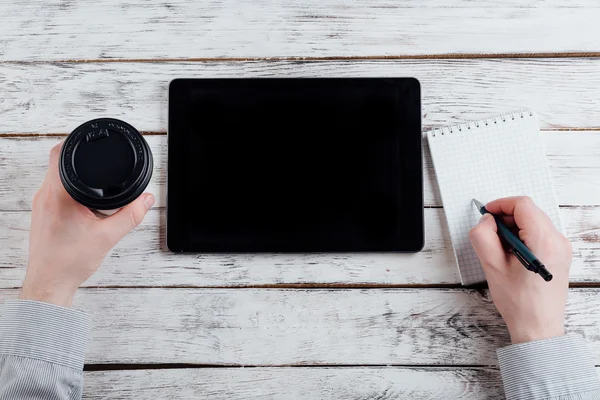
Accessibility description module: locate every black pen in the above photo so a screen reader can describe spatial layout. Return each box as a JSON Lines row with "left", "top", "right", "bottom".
{"left": 472, "top": 198, "right": 553, "bottom": 282}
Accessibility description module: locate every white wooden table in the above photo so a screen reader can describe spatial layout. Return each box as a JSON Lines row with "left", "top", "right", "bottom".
{"left": 1, "top": 2, "right": 599, "bottom": 399}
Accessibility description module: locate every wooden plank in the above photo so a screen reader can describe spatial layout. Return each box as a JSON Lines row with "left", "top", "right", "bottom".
{"left": 83, "top": 367, "right": 504, "bottom": 399}
{"left": 2, "top": 60, "right": 600, "bottom": 134}
{"left": 0, "top": 1, "right": 598, "bottom": 61}
{"left": 0, "top": 208, "right": 458, "bottom": 287}
{"left": 1, "top": 288, "right": 599, "bottom": 365}
{"left": 2, "top": 131, "right": 600, "bottom": 211}
{"left": 1, "top": 206, "right": 599, "bottom": 287}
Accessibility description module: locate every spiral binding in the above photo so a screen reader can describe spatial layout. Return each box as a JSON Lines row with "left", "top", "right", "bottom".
{"left": 429, "top": 110, "right": 533, "bottom": 137}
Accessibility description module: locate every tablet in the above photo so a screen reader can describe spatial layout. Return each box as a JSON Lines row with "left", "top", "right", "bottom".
{"left": 167, "top": 78, "right": 423, "bottom": 252}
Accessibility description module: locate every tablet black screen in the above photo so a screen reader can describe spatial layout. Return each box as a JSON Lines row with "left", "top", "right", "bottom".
{"left": 168, "top": 78, "right": 423, "bottom": 252}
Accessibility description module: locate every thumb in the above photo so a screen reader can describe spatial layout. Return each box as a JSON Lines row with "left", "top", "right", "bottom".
{"left": 469, "top": 214, "right": 507, "bottom": 270}
{"left": 101, "top": 193, "right": 155, "bottom": 244}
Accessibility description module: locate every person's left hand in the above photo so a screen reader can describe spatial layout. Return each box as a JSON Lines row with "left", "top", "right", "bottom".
{"left": 19, "top": 142, "right": 155, "bottom": 307}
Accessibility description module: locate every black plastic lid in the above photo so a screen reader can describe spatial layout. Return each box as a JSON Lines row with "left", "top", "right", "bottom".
{"left": 59, "top": 118, "right": 153, "bottom": 210}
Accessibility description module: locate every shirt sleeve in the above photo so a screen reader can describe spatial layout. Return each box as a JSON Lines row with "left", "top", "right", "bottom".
{"left": 498, "top": 334, "right": 600, "bottom": 400}
{"left": 0, "top": 299, "right": 92, "bottom": 400}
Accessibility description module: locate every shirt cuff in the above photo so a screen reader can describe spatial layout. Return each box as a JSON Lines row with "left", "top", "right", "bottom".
{"left": 497, "top": 334, "right": 600, "bottom": 400}
{"left": 0, "top": 299, "right": 92, "bottom": 370}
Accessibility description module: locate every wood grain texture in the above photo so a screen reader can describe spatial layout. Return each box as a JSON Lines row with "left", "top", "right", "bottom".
{"left": 2, "top": 60, "right": 600, "bottom": 134}
{"left": 0, "top": 208, "right": 458, "bottom": 287}
{"left": 0, "top": 288, "right": 515, "bottom": 365}
{"left": 83, "top": 367, "right": 504, "bottom": 399}
{"left": 0, "top": 288, "right": 599, "bottom": 365}
{"left": 1, "top": 205, "right": 599, "bottom": 288}
{"left": 2, "top": 130, "right": 600, "bottom": 213}
{"left": 0, "top": 1, "right": 598, "bottom": 61}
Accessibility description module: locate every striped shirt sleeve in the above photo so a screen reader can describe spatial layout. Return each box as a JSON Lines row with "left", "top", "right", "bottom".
{"left": 498, "top": 335, "right": 600, "bottom": 400}
{"left": 0, "top": 299, "right": 92, "bottom": 400}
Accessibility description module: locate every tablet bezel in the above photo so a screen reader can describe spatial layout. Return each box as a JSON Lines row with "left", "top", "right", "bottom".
{"left": 167, "top": 77, "right": 423, "bottom": 253}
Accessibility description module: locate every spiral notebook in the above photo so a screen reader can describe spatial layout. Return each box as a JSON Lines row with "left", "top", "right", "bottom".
{"left": 427, "top": 111, "right": 562, "bottom": 285}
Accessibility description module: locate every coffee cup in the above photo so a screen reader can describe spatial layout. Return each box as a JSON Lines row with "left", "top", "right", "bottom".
{"left": 59, "top": 118, "right": 153, "bottom": 215}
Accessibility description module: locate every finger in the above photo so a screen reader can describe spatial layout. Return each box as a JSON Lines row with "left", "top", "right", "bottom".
{"left": 485, "top": 196, "right": 535, "bottom": 216}
{"left": 500, "top": 215, "right": 520, "bottom": 236}
{"left": 469, "top": 214, "right": 509, "bottom": 270}
{"left": 46, "top": 141, "right": 68, "bottom": 192}
{"left": 485, "top": 196, "right": 555, "bottom": 231}
{"left": 99, "top": 193, "right": 155, "bottom": 245}
{"left": 46, "top": 141, "right": 64, "bottom": 181}
{"left": 43, "top": 141, "right": 76, "bottom": 203}
{"left": 501, "top": 215, "right": 516, "bottom": 228}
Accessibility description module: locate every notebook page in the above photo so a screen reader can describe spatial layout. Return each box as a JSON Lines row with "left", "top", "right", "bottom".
{"left": 427, "top": 112, "right": 562, "bottom": 285}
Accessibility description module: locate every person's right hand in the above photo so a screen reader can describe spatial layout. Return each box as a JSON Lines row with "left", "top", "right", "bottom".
{"left": 469, "top": 196, "right": 572, "bottom": 344}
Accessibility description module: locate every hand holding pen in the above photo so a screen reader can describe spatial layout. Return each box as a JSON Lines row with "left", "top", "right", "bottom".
{"left": 472, "top": 198, "right": 553, "bottom": 281}
{"left": 469, "top": 196, "right": 572, "bottom": 344}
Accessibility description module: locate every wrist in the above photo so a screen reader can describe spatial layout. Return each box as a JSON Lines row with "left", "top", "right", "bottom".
{"left": 508, "top": 323, "right": 565, "bottom": 344}
{"left": 19, "top": 281, "right": 77, "bottom": 308}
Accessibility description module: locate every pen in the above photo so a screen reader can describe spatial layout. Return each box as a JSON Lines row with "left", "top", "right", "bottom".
{"left": 472, "top": 198, "right": 553, "bottom": 282}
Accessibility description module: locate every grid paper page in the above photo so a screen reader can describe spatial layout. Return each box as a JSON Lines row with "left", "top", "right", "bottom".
{"left": 427, "top": 112, "right": 562, "bottom": 285}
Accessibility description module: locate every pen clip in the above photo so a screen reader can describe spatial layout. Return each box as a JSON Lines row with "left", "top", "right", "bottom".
{"left": 512, "top": 249, "right": 534, "bottom": 271}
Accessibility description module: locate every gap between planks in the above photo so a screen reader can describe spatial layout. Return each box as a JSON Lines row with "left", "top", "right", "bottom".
{"left": 5, "top": 283, "right": 600, "bottom": 289}
{"left": 1, "top": 283, "right": 471, "bottom": 290}
{"left": 2, "top": 52, "right": 600, "bottom": 64}
{"left": 82, "top": 363, "right": 500, "bottom": 371}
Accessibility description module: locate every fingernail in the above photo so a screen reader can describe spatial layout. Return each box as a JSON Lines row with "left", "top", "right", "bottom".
{"left": 479, "top": 214, "right": 492, "bottom": 223}
{"left": 144, "top": 194, "right": 155, "bottom": 209}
